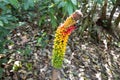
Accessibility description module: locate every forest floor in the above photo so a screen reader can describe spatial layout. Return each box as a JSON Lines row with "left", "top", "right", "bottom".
{"left": 2, "top": 24, "right": 120, "bottom": 80}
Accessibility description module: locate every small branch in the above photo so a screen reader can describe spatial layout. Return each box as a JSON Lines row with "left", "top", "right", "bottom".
{"left": 115, "top": 13, "right": 120, "bottom": 27}
{"left": 52, "top": 68, "right": 60, "bottom": 80}
{"left": 109, "top": 0, "right": 120, "bottom": 23}
{"left": 90, "top": 2, "right": 97, "bottom": 18}
{"left": 101, "top": 0, "right": 108, "bottom": 19}
{"left": 109, "top": 5, "right": 117, "bottom": 23}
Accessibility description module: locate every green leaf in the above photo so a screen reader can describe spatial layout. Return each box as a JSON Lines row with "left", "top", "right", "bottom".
{"left": 54, "top": 0, "right": 61, "bottom": 3}
{"left": 24, "top": 0, "right": 34, "bottom": 10}
{"left": 28, "top": 0, "right": 34, "bottom": 7}
{"left": 0, "top": 21, "right": 3, "bottom": 26}
{"left": 37, "top": 38, "right": 42, "bottom": 44}
{"left": 38, "top": 16, "right": 45, "bottom": 27}
{"left": 71, "top": 0, "right": 77, "bottom": 5}
{"left": 96, "top": 0, "right": 103, "bottom": 4}
{"left": 24, "top": 1, "right": 29, "bottom": 10}
{"left": 12, "top": 61, "right": 22, "bottom": 71}
{"left": 66, "top": 2, "right": 73, "bottom": 15}
{"left": 0, "top": 68, "right": 4, "bottom": 78}
{"left": 58, "top": 1, "right": 66, "bottom": 8}
{"left": 118, "top": 42, "right": 120, "bottom": 47}
{"left": 0, "top": 26, "right": 9, "bottom": 35}
{"left": 24, "top": 46, "right": 32, "bottom": 56}
{"left": 0, "top": 58, "right": 7, "bottom": 65}
{"left": 37, "top": 32, "right": 48, "bottom": 48}
{"left": 26, "top": 63, "right": 32, "bottom": 71}
{"left": 9, "top": 0, "right": 20, "bottom": 9}
{"left": 50, "top": 14, "right": 57, "bottom": 28}
{"left": 49, "top": 10, "right": 57, "bottom": 28}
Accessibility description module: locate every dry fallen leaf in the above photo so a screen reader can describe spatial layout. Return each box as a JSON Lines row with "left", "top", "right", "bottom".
{"left": 21, "top": 35, "right": 28, "bottom": 45}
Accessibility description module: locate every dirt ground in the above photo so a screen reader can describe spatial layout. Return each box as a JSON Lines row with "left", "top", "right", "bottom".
{"left": 3, "top": 24, "right": 120, "bottom": 80}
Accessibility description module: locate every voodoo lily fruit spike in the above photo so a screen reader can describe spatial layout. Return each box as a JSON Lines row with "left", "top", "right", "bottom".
{"left": 52, "top": 10, "right": 83, "bottom": 69}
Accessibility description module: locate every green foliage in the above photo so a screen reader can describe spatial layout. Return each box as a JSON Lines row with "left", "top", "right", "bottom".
{"left": 23, "top": 0, "right": 34, "bottom": 10}
{"left": 0, "top": 68, "right": 4, "bottom": 78}
{"left": 9, "top": 0, "right": 20, "bottom": 9}
{"left": 0, "top": 58, "right": 7, "bottom": 78}
{"left": 17, "top": 45, "right": 32, "bottom": 57}
{"left": 26, "top": 62, "right": 33, "bottom": 71}
{"left": 0, "top": 0, "right": 36, "bottom": 75}
{"left": 38, "top": 0, "right": 77, "bottom": 28}
{"left": 0, "top": 0, "right": 77, "bottom": 77}
{"left": 37, "top": 32, "right": 48, "bottom": 48}
{"left": 12, "top": 61, "right": 22, "bottom": 71}
{"left": 54, "top": 0, "right": 77, "bottom": 15}
{"left": 96, "top": 0, "right": 103, "bottom": 4}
